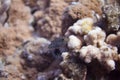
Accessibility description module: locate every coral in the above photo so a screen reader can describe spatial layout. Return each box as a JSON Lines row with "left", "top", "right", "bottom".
{"left": 8, "top": 0, "right": 33, "bottom": 27}
{"left": 65, "top": 18, "right": 94, "bottom": 36}
{"left": 0, "top": 26, "right": 31, "bottom": 55}
{"left": 67, "top": 35, "right": 82, "bottom": 52}
{"left": 33, "top": 0, "right": 68, "bottom": 39}
{"left": 78, "top": 0, "right": 102, "bottom": 15}
{"left": 0, "top": 0, "right": 120, "bottom": 80}
{"left": 62, "top": 13, "right": 120, "bottom": 79}
{"left": 62, "top": 3, "right": 92, "bottom": 34}
{"left": 79, "top": 45, "right": 101, "bottom": 63}
{"left": 106, "top": 31, "right": 120, "bottom": 53}
{"left": 62, "top": 0, "right": 102, "bottom": 34}
{"left": 106, "top": 32, "right": 120, "bottom": 46}
{"left": 79, "top": 44, "right": 118, "bottom": 71}
{"left": 84, "top": 27, "right": 106, "bottom": 47}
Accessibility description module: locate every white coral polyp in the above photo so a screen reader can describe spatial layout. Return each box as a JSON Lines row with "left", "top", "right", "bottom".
{"left": 76, "top": 18, "right": 93, "bottom": 26}
{"left": 68, "top": 35, "right": 82, "bottom": 51}
{"left": 100, "top": 46, "right": 113, "bottom": 58}
{"left": 106, "top": 59, "right": 115, "bottom": 70}
{"left": 62, "top": 52, "right": 69, "bottom": 60}
{"left": 79, "top": 45, "right": 101, "bottom": 63}
{"left": 79, "top": 44, "right": 117, "bottom": 71}
{"left": 100, "top": 45, "right": 118, "bottom": 59}
{"left": 84, "top": 27, "right": 106, "bottom": 46}
{"left": 65, "top": 18, "right": 94, "bottom": 36}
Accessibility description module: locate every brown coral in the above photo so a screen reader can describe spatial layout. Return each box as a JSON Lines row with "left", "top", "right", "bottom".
{"left": 62, "top": 0, "right": 102, "bottom": 34}
{"left": 34, "top": 0, "right": 68, "bottom": 40}
{"left": 106, "top": 32, "right": 120, "bottom": 53}
{"left": 8, "top": 0, "right": 33, "bottom": 27}
{"left": 79, "top": 0, "right": 102, "bottom": 15}
{"left": 0, "top": 26, "right": 31, "bottom": 55}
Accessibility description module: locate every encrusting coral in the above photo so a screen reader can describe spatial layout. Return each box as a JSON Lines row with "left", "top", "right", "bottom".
{"left": 32, "top": 0, "right": 68, "bottom": 40}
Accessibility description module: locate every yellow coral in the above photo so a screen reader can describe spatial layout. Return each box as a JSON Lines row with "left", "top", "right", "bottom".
{"left": 80, "top": 18, "right": 93, "bottom": 34}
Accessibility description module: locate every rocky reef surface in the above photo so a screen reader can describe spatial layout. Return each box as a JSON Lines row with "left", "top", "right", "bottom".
{"left": 0, "top": 0, "right": 120, "bottom": 80}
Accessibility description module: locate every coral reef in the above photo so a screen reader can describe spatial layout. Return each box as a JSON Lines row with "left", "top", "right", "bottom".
{"left": 0, "top": 0, "right": 120, "bottom": 80}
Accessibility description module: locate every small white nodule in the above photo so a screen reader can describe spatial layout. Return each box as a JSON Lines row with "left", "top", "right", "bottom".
{"left": 106, "top": 59, "right": 115, "bottom": 70}
{"left": 68, "top": 35, "right": 81, "bottom": 50}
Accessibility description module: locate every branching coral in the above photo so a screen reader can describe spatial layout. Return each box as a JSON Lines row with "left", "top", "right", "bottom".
{"left": 65, "top": 18, "right": 94, "bottom": 52}
{"left": 61, "top": 14, "right": 120, "bottom": 79}
{"left": 79, "top": 45, "right": 118, "bottom": 71}
{"left": 0, "top": 0, "right": 120, "bottom": 80}
{"left": 84, "top": 27, "right": 106, "bottom": 47}
{"left": 68, "top": 35, "right": 82, "bottom": 52}
{"left": 65, "top": 18, "right": 94, "bottom": 36}
{"left": 79, "top": 45, "right": 101, "bottom": 63}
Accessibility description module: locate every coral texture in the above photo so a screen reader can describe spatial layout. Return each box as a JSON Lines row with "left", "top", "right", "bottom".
{"left": 0, "top": 0, "right": 120, "bottom": 80}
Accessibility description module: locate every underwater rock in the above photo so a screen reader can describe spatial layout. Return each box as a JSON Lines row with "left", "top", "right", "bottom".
{"left": 60, "top": 52, "right": 87, "bottom": 80}
{"left": 0, "top": 0, "right": 11, "bottom": 25}
{"left": 100, "top": 0, "right": 120, "bottom": 33}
